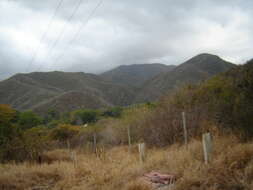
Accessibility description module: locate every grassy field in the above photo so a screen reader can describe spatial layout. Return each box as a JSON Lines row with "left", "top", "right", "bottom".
{"left": 0, "top": 134, "right": 252, "bottom": 190}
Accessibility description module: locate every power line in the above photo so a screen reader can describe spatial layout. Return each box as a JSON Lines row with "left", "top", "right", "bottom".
{"left": 26, "top": 0, "right": 64, "bottom": 72}
{"left": 68, "top": 0, "right": 103, "bottom": 46}
{"left": 53, "top": 0, "right": 104, "bottom": 67}
{"left": 38, "top": 0, "right": 85, "bottom": 71}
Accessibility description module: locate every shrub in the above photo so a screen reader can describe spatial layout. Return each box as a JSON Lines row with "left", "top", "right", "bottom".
{"left": 0, "top": 126, "right": 50, "bottom": 162}
{"left": 50, "top": 124, "right": 81, "bottom": 142}
{"left": 22, "top": 127, "right": 50, "bottom": 160}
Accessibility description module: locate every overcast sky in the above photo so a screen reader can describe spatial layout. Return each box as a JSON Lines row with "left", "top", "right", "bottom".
{"left": 0, "top": 0, "right": 252, "bottom": 80}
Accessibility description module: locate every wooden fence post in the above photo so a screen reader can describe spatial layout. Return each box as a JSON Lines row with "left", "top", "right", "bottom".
{"left": 67, "top": 139, "right": 70, "bottom": 150}
{"left": 138, "top": 143, "right": 146, "bottom": 163}
{"left": 71, "top": 151, "right": 77, "bottom": 168}
{"left": 93, "top": 133, "right": 97, "bottom": 155}
{"left": 67, "top": 139, "right": 71, "bottom": 160}
{"left": 127, "top": 126, "right": 131, "bottom": 152}
{"left": 202, "top": 133, "right": 213, "bottom": 164}
{"left": 182, "top": 112, "right": 188, "bottom": 147}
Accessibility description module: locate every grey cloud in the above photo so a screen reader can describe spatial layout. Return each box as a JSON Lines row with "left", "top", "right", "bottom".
{"left": 0, "top": 0, "right": 253, "bottom": 80}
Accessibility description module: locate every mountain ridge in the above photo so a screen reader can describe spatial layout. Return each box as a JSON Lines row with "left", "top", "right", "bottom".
{"left": 0, "top": 53, "right": 236, "bottom": 114}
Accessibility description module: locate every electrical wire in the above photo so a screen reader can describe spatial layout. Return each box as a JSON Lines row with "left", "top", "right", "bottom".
{"left": 25, "top": 0, "right": 64, "bottom": 72}
{"left": 38, "top": 0, "right": 85, "bottom": 71}
{"left": 53, "top": 0, "right": 104, "bottom": 67}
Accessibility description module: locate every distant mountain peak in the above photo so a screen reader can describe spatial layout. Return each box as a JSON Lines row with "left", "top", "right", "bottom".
{"left": 195, "top": 53, "right": 219, "bottom": 57}
{"left": 184, "top": 53, "right": 222, "bottom": 65}
{"left": 134, "top": 53, "right": 236, "bottom": 102}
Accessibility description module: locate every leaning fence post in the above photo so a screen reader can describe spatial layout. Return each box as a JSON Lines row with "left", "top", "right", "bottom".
{"left": 138, "top": 143, "right": 146, "bottom": 163}
{"left": 202, "top": 133, "right": 213, "bottom": 164}
{"left": 182, "top": 112, "right": 188, "bottom": 147}
{"left": 127, "top": 126, "right": 131, "bottom": 152}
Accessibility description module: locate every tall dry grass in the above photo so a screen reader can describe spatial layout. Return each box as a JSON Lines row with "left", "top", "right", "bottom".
{"left": 0, "top": 134, "right": 252, "bottom": 190}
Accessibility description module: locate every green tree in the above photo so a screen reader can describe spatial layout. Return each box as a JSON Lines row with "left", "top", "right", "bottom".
{"left": 0, "top": 105, "right": 21, "bottom": 162}
{"left": 43, "top": 109, "right": 60, "bottom": 124}
{"left": 71, "top": 109, "right": 98, "bottom": 125}
{"left": 0, "top": 104, "right": 16, "bottom": 125}
{"left": 0, "top": 105, "right": 18, "bottom": 145}
{"left": 102, "top": 107, "right": 123, "bottom": 118}
{"left": 18, "top": 111, "right": 42, "bottom": 130}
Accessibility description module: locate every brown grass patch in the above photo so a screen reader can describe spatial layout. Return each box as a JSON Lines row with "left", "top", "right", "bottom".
{"left": 0, "top": 135, "right": 252, "bottom": 190}
{"left": 41, "top": 149, "right": 73, "bottom": 164}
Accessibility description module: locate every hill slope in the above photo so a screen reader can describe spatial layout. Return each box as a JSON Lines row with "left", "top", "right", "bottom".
{"left": 135, "top": 53, "right": 236, "bottom": 102}
{"left": 0, "top": 53, "right": 236, "bottom": 113}
{"left": 0, "top": 71, "right": 135, "bottom": 113}
{"left": 100, "top": 63, "right": 175, "bottom": 87}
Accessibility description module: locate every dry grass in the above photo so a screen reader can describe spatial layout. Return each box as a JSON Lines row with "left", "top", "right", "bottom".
{"left": 0, "top": 135, "right": 252, "bottom": 190}
{"left": 41, "top": 149, "right": 73, "bottom": 164}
